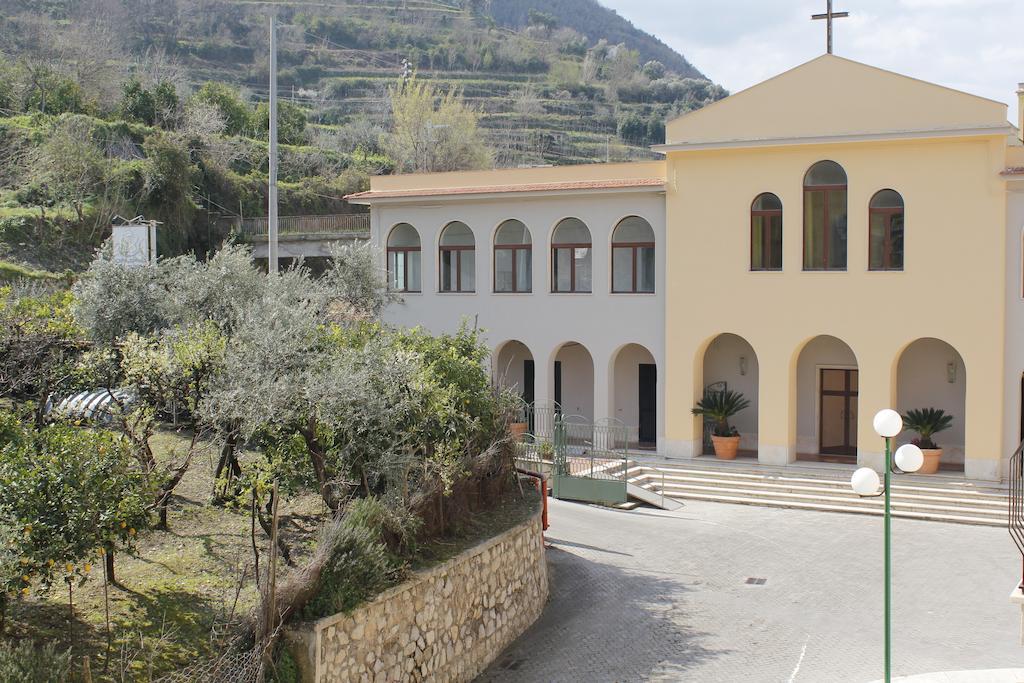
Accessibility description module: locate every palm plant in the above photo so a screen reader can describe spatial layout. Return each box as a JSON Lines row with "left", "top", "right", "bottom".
{"left": 901, "top": 408, "right": 953, "bottom": 449}
{"left": 692, "top": 389, "right": 751, "bottom": 437}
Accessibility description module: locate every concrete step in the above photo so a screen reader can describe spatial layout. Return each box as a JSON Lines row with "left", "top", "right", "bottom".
{"left": 641, "top": 481, "right": 1005, "bottom": 520}
{"left": 658, "top": 489, "right": 1005, "bottom": 527}
{"left": 618, "top": 460, "right": 1008, "bottom": 526}
{"left": 624, "top": 462, "right": 1008, "bottom": 495}
{"left": 627, "top": 472, "right": 1008, "bottom": 511}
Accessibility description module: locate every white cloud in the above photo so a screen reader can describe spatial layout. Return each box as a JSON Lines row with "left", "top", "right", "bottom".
{"left": 600, "top": 0, "right": 1023, "bottom": 125}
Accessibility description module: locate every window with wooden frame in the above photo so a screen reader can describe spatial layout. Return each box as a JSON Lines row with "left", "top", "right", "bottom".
{"left": 611, "top": 216, "right": 655, "bottom": 293}
{"left": 868, "top": 189, "right": 904, "bottom": 271}
{"left": 493, "top": 220, "right": 532, "bottom": 293}
{"left": 803, "top": 160, "right": 848, "bottom": 270}
{"left": 750, "top": 193, "right": 783, "bottom": 271}
{"left": 551, "top": 218, "right": 592, "bottom": 293}
{"left": 438, "top": 222, "right": 475, "bottom": 293}
{"left": 386, "top": 223, "right": 421, "bottom": 292}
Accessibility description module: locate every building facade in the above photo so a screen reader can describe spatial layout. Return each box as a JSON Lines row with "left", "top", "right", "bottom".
{"left": 349, "top": 55, "right": 1024, "bottom": 481}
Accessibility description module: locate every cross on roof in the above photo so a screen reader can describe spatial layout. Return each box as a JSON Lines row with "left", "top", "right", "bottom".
{"left": 812, "top": 0, "right": 850, "bottom": 55}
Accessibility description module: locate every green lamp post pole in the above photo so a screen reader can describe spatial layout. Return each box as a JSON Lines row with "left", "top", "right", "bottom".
{"left": 884, "top": 435, "right": 892, "bottom": 683}
{"left": 851, "top": 409, "right": 925, "bottom": 683}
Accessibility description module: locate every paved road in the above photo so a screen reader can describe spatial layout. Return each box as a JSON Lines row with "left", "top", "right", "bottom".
{"left": 479, "top": 498, "right": 1024, "bottom": 682}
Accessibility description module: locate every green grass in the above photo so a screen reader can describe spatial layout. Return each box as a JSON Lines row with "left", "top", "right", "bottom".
{"left": 0, "top": 260, "right": 60, "bottom": 283}
{"left": 1, "top": 428, "right": 533, "bottom": 681}
{"left": 2, "top": 429, "right": 324, "bottom": 681}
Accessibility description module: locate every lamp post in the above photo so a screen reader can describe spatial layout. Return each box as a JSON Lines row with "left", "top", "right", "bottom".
{"left": 850, "top": 409, "right": 924, "bottom": 683}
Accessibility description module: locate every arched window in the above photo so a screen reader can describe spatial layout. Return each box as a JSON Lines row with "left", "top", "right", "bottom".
{"left": 611, "top": 216, "right": 655, "bottom": 293}
{"left": 551, "top": 218, "right": 592, "bottom": 293}
{"left": 869, "top": 190, "right": 904, "bottom": 271}
{"left": 386, "top": 223, "right": 421, "bottom": 292}
{"left": 803, "top": 161, "right": 848, "bottom": 270}
{"left": 750, "top": 193, "right": 783, "bottom": 271}
{"left": 493, "top": 220, "right": 532, "bottom": 293}
{"left": 439, "top": 222, "right": 475, "bottom": 292}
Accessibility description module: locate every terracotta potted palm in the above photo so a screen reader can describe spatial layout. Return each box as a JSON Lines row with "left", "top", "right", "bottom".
{"left": 901, "top": 408, "right": 953, "bottom": 474}
{"left": 692, "top": 389, "right": 751, "bottom": 460}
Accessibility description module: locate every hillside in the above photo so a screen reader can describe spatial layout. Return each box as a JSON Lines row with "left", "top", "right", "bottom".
{"left": 0, "top": 0, "right": 726, "bottom": 270}
{"left": 487, "top": 0, "right": 704, "bottom": 79}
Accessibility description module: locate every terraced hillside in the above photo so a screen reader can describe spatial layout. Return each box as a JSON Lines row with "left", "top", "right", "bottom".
{"left": 1, "top": 0, "right": 725, "bottom": 166}
{"left": 0, "top": 0, "right": 726, "bottom": 269}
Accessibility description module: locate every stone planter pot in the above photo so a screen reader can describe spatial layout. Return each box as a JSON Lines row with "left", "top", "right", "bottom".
{"left": 918, "top": 447, "right": 942, "bottom": 474}
{"left": 711, "top": 435, "right": 741, "bottom": 460}
{"left": 509, "top": 422, "right": 528, "bottom": 442}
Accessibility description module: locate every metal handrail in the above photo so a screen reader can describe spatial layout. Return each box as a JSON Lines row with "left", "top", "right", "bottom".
{"left": 1009, "top": 438, "right": 1024, "bottom": 592}
{"left": 225, "top": 213, "right": 371, "bottom": 237}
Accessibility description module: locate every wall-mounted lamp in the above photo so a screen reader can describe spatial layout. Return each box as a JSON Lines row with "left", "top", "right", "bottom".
{"left": 739, "top": 356, "right": 748, "bottom": 376}
{"left": 946, "top": 361, "right": 957, "bottom": 384}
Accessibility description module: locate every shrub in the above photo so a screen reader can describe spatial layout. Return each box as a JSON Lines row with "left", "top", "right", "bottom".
{"left": 0, "top": 640, "right": 72, "bottom": 683}
{"left": 300, "top": 520, "right": 399, "bottom": 619}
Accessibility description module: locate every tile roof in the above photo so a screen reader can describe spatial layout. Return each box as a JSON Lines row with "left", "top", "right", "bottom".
{"left": 345, "top": 177, "right": 665, "bottom": 201}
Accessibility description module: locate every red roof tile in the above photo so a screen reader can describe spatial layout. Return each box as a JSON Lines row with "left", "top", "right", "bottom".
{"left": 345, "top": 177, "right": 665, "bottom": 201}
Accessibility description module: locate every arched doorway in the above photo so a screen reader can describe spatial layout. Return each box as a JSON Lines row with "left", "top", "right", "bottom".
{"left": 701, "top": 334, "right": 759, "bottom": 456}
{"left": 494, "top": 340, "right": 535, "bottom": 406}
{"left": 611, "top": 344, "right": 657, "bottom": 448}
{"left": 795, "top": 335, "right": 858, "bottom": 459}
{"left": 553, "top": 342, "right": 594, "bottom": 421}
{"left": 896, "top": 338, "right": 966, "bottom": 472}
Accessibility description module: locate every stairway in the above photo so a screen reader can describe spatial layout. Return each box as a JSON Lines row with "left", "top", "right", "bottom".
{"left": 613, "top": 458, "right": 1008, "bottom": 526}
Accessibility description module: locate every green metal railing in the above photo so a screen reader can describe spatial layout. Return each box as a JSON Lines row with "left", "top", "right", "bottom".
{"left": 513, "top": 403, "right": 629, "bottom": 505}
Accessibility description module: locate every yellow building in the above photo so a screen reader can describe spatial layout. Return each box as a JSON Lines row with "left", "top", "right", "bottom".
{"left": 350, "top": 55, "right": 1024, "bottom": 481}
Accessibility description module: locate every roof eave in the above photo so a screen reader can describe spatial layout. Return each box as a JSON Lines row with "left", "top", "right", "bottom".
{"left": 345, "top": 184, "right": 666, "bottom": 205}
{"left": 653, "top": 124, "right": 1016, "bottom": 153}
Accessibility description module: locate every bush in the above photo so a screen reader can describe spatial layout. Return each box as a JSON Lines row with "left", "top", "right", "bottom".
{"left": 0, "top": 640, "right": 72, "bottom": 683}
{"left": 300, "top": 519, "right": 399, "bottom": 619}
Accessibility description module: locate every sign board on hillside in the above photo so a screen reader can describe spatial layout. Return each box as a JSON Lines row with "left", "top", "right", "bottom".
{"left": 111, "top": 217, "right": 157, "bottom": 268}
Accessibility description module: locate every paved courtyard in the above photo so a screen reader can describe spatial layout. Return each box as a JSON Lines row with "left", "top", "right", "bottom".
{"left": 479, "top": 498, "right": 1024, "bottom": 682}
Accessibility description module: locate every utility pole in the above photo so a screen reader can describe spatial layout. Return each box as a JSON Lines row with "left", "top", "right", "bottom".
{"left": 268, "top": 14, "right": 279, "bottom": 274}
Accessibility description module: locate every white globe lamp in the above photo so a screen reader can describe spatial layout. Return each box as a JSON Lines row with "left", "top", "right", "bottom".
{"left": 894, "top": 443, "right": 924, "bottom": 473}
{"left": 850, "top": 467, "right": 881, "bottom": 496}
{"left": 872, "top": 409, "right": 903, "bottom": 438}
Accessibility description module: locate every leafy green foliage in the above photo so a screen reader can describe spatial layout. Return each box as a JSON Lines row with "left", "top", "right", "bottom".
{"left": 190, "top": 82, "right": 252, "bottom": 137}
{"left": 121, "top": 79, "right": 157, "bottom": 125}
{"left": 692, "top": 389, "right": 751, "bottom": 437}
{"left": 0, "top": 286, "right": 85, "bottom": 419}
{"left": 0, "top": 413, "right": 150, "bottom": 598}
{"left": 902, "top": 408, "right": 954, "bottom": 449}
{"left": 253, "top": 100, "right": 308, "bottom": 146}
{"left": 384, "top": 78, "right": 491, "bottom": 173}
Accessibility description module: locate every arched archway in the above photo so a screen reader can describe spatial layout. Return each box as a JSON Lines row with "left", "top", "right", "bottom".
{"left": 701, "top": 334, "right": 759, "bottom": 456}
{"left": 896, "top": 338, "right": 966, "bottom": 471}
{"left": 553, "top": 341, "right": 594, "bottom": 421}
{"left": 795, "top": 335, "right": 858, "bottom": 459}
{"left": 493, "top": 340, "right": 535, "bottom": 406}
{"left": 610, "top": 344, "right": 657, "bottom": 448}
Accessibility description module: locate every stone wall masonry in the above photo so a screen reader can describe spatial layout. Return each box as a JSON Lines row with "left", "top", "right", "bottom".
{"left": 286, "top": 504, "right": 548, "bottom": 682}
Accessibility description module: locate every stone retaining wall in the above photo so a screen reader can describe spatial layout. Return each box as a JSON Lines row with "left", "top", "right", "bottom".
{"left": 287, "top": 504, "right": 547, "bottom": 682}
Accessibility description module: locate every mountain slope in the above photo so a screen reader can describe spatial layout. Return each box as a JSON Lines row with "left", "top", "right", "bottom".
{"left": 486, "top": 0, "right": 704, "bottom": 79}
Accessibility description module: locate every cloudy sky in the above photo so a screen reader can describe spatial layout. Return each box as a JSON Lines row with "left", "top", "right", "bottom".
{"left": 600, "top": 0, "right": 1024, "bottom": 125}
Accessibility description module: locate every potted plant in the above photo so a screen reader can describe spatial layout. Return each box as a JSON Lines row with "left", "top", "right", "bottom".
{"left": 901, "top": 408, "right": 954, "bottom": 474}
{"left": 692, "top": 389, "right": 751, "bottom": 460}
{"left": 509, "top": 401, "right": 529, "bottom": 442}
